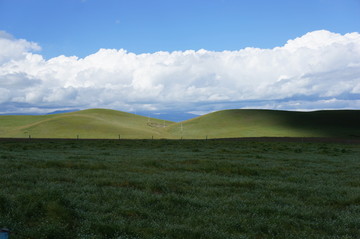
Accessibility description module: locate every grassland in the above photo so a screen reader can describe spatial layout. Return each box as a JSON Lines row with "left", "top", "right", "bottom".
{"left": 0, "top": 139, "right": 359, "bottom": 238}
{"left": 0, "top": 109, "right": 174, "bottom": 139}
{"left": 0, "top": 109, "right": 359, "bottom": 139}
{"left": 167, "top": 109, "right": 360, "bottom": 139}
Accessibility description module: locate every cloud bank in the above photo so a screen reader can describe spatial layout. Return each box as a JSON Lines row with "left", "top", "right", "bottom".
{"left": 0, "top": 30, "right": 359, "bottom": 114}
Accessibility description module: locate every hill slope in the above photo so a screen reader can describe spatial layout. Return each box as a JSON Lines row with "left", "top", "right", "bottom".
{"left": 0, "top": 109, "right": 359, "bottom": 139}
{"left": 166, "top": 109, "right": 360, "bottom": 139}
{"left": 0, "top": 109, "right": 174, "bottom": 139}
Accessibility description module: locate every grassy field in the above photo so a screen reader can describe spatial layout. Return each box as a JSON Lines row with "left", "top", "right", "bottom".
{"left": 0, "top": 109, "right": 359, "bottom": 139}
{"left": 0, "top": 139, "right": 359, "bottom": 238}
{"left": 167, "top": 109, "right": 360, "bottom": 138}
{"left": 0, "top": 109, "right": 174, "bottom": 139}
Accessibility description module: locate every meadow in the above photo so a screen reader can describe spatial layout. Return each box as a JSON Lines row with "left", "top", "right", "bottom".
{"left": 0, "top": 138, "right": 359, "bottom": 238}
{"left": 0, "top": 109, "right": 359, "bottom": 139}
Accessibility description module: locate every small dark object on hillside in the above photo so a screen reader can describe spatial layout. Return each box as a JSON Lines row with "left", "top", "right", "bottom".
{"left": 0, "top": 228, "right": 10, "bottom": 239}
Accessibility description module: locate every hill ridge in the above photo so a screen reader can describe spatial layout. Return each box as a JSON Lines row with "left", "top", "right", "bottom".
{"left": 0, "top": 108, "right": 359, "bottom": 139}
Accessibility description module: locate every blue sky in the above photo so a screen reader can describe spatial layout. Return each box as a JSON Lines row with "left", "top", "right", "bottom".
{"left": 1, "top": 0, "right": 359, "bottom": 58}
{"left": 0, "top": 0, "right": 359, "bottom": 120}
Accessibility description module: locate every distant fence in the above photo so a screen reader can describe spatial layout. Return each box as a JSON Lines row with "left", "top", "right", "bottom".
{"left": 0, "top": 136, "right": 359, "bottom": 144}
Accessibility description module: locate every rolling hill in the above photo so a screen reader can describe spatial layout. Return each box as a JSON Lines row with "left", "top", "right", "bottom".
{"left": 166, "top": 109, "right": 360, "bottom": 139}
{"left": 0, "top": 108, "right": 359, "bottom": 139}
{"left": 0, "top": 109, "right": 174, "bottom": 139}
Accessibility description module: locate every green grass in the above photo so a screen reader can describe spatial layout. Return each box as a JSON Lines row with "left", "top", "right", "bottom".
{"left": 1, "top": 108, "right": 359, "bottom": 139}
{"left": 0, "top": 139, "right": 359, "bottom": 238}
{"left": 0, "top": 109, "right": 174, "bottom": 139}
{"left": 167, "top": 109, "right": 360, "bottom": 138}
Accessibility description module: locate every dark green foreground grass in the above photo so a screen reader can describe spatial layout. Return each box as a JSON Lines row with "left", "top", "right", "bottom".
{"left": 0, "top": 139, "right": 359, "bottom": 239}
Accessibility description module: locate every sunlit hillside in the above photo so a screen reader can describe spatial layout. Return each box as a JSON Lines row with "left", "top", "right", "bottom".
{"left": 0, "top": 109, "right": 174, "bottom": 139}
{"left": 0, "top": 109, "right": 359, "bottom": 139}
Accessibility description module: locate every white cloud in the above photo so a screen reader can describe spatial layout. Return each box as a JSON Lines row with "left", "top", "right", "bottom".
{"left": 0, "top": 30, "right": 359, "bottom": 114}
{"left": 0, "top": 31, "right": 41, "bottom": 65}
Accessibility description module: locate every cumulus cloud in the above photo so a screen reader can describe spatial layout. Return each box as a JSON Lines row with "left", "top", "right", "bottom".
{"left": 0, "top": 31, "right": 41, "bottom": 65}
{"left": 0, "top": 30, "right": 359, "bottom": 114}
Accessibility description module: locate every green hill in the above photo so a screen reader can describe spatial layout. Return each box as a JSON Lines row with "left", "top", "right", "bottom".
{"left": 0, "top": 108, "right": 359, "bottom": 139}
{"left": 166, "top": 109, "right": 360, "bottom": 139}
{"left": 0, "top": 109, "right": 174, "bottom": 139}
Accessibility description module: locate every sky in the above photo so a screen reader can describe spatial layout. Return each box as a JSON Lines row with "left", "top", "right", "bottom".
{"left": 0, "top": 0, "right": 359, "bottom": 119}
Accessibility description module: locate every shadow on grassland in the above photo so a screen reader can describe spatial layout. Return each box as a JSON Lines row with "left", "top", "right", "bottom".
{"left": 273, "top": 110, "right": 360, "bottom": 137}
